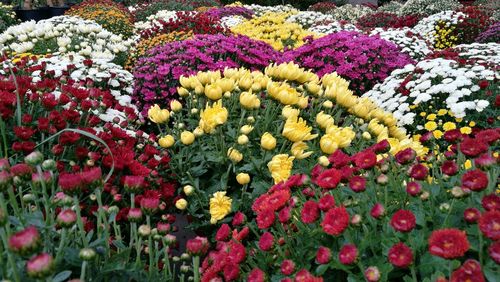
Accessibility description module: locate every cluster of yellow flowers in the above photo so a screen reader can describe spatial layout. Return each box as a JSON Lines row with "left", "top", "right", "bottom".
{"left": 231, "top": 12, "right": 314, "bottom": 51}
{"left": 434, "top": 21, "right": 458, "bottom": 49}
{"left": 66, "top": 3, "right": 134, "bottom": 39}
{"left": 419, "top": 109, "right": 475, "bottom": 139}
{"left": 150, "top": 62, "right": 423, "bottom": 223}
{"left": 126, "top": 31, "right": 193, "bottom": 69}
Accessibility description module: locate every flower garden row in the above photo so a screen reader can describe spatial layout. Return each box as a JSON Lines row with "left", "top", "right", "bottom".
{"left": 0, "top": 0, "right": 498, "bottom": 281}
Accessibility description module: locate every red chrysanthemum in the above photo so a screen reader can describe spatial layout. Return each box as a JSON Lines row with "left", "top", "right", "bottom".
{"left": 258, "top": 232, "right": 273, "bottom": 251}
{"left": 315, "top": 168, "right": 342, "bottom": 189}
{"left": 461, "top": 169, "right": 489, "bottom": 191}
{"left": 256, "top": 209, "right": 276, "bottom": 229}
{"left": 460, "top": 138, "right": 488, "bottom": 157}
{"left": 408, "top": 163, "right": 428, "bottom": 180}
{"left": 481, "top": 194, "right": 500, "bottom": 211}
{"left": 316, "top": 246, "right": 331, "bottom": 264}
{"left": 353, "top": 150, "right": 377, "bottom": 169}
{"left": 301, "top": 200, "right": 320, "bottom": 223}
{"left": 478, "top": 210, "right": 500, "bottom": 240}
{"left": 215, "top": 224, "right": 231, "bottom": 241}
{"left": 428, "top": 228, "right": 470, "bottom": 259}
{"left": 318, "top": 194, "right": 335, "bottom": 211}
{"left": 339, "top": 244, "right": 358, "bottom": 265}
{"left": 280, "top": 259, "right": 295, "bottom": 276}
{"left": 349, "top": 175, "right": 366, "bottom": 192}
{"left": 450, "top": 259, "right": 485, "bottom": 282}
{"left": 321, "top": 206, "right": 349, "bottom": 236}
{"left": 247, "top": 268, "right": 265, "bottom": 282}
{"left": 488, "top": 240, "right": 500, "bottom": 264}
{"left": 464, "top": 208, "right": 481, "bottom": 223}
{"left": 252, "top": 189, "right": 290, "bottom": 213}
{"left": 388, "top": 242, "right": 413, "bottom": 268}
{"left": 390, "top": 210, "right": 416, "bottom": 232}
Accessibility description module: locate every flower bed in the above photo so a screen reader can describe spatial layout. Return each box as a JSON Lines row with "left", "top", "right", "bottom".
{"left": 133, "top": 34, "right": 279, "bottom": 113}
{"left": 400, "top": 0, "right": 462, "bottom": 16}
{"left": 0, "top": 3, "right": 18, "bottom": 33}
{"left": 281, "top": 31, "right": 414, "bottom": 95}
{"left": 133, "top": 0, "right": 221, "bottom": 22}
{"left": 369, "top": 28, "right": 432, "bottom": 60}
{"left": 0, "top": 16, "right": 133, "bottom": 66}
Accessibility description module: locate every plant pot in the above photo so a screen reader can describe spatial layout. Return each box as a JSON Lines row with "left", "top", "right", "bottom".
{"left": 48, "top": 6, "right": 70, "bottom": 17}
{"left": 14, "top": 7, "right": 51, "bottom": 22}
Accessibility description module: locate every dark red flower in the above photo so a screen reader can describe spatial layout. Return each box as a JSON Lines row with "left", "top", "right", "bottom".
{"left": 140, "top": 196, "right": 160, "bottom": 215}
{"left": 328, "top": 150, "right": 350, "bottom": 168}
{"left": 428, "top": 228, "right": 470, "bottom": 259}
{"left": 321, "top": 206, "right": 349, "bottom": 235}
{"left": 256, "top": 210, "right": 275, "bottom": 229}
{"left": 186, "top": 236, "right": 209, "bottom": 256}
{"left": 127, "top": 208, "right": 142, "bottom": 222}
{"left": 441, "top": 160, "right": 459, "bottom": 176}
{"left": 215, "top": 224, "right": 231, "bottom": 241}
{"left": 475, "top": 153, "right": 497, "bottom": 168}
{"left": 295, "top": 269, "right": 322, "bottom": 282}
{"left": 252, "top": 189, "right": 290, "bottom": 213}
{"left": 371, "top": 139, "right": 390, "bottom": 154}
{"left": 370, "top": 203, "right": 385, "bottom": 219}
{"left": 280, "top": 259, "right": 295, "bottom": 276}
{"left": 258, "top": 232, "right": 273, "bottom": 251}
{"left": 123, "top": 175, "right": 146, "bottom": 193}
{"left": 318, "top": 194, "right": 335, "bottom": 211}
{"left": 247, "top": 268, "right": 265, "bottom": 282}
{"left": 488, "top": 241, "right": 500, "bottom": 264}
{"left": 394, "top": 148, "right": 416, "bottom": 164}
{"left": 316, "top": 246, "right": 331, "bottom": 264}
{"left": 406, "top": 181, "right": 422, "bottom": 196}
{"left": 58, "top": 173, "right": 83, "bottom": 195}
{"left": 388, "top": 242, "right": 413, "bottom": 268}
{"left": 353, "top": 150, "right": 377, "bottom": 169}
{"left": 461, "top": 169, "right": 489, "bottom": 191}
{"left": 232, "top": 211, "right": 245, "bottom": 226}
{"left": 349, "top": 175, "right": 366, "bottom": 192}
{"left": 408, "top": 163, "right": 428, "bottom": 180}
{"left": 478, "top": 210, "right": 500, "bottom": 240}
{"left": 339, "top": 244, "right": 358, "bottom": 265}
{"left": 464, "top": 208, "right": 481, "bottom": 223}
{"left": 390, "top": 210, "right": 416, "bottom": 232}
{"left": 301, "top": 200, "right": 320, "bottom": 223}
{"left": 315, "top": 168, "right": 342, "bottom": 189}
{"left": 227, "top": 241, "right": 246, "bottom": 264}
{"left": 460, "top": 138, "right": 488, "bottom": 157}
{"left": 278, "top": 205, "right": 292, "bottom": 223}
{"left": 482, "top": 194, "right": 500, "bottom": 211}
{"left": 444, "top": 129, "right": 463, "bottom": 143}
{"left": 450, "top": 259, "right": 485, "bottom": 282}
{"left": 223, "top": 264, "right": 239, "bottom": 281}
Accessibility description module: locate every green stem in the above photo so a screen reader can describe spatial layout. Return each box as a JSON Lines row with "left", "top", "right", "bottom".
{"left": 7, "top": 187, "right": 21, "bottom": 221}
{"left": 36, "top": 166, "right": 51, "bottom": 227}
{"left": 80, "top": 261, "right": 87, "bottom": 281}
{"left": 74, "top": 196, "right": 88, "bottom": 248}
{"left": 478, "top": 224, "right": 484, "bottom": 265}
{"left": 135, "top": 237, "right": 143, "bottom": 267}
{"left": 193, "top": 256, "right": 200, "bottom": 282}
{"left": 147, "top": 216, "right": 153, "bottom": 275}
{"left": 95, "top": 188, "right": 109, "bottom": 257}
{"left": 0, "top": 116, "right": 9, "bottom": 158}
{"left": 55, "top": 228, "right": 67, "bottom": 264}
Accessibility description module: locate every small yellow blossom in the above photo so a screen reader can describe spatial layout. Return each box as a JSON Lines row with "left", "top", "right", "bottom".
{"left": 268, "top": 154, "right": 295, "bottom": 184}
{"left": 209, "top": 191, "right": 232, "bottom": 224}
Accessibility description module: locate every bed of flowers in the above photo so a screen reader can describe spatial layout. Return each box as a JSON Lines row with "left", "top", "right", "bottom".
{"left": 0, "top": 0, "right": 499, "bottom": 281}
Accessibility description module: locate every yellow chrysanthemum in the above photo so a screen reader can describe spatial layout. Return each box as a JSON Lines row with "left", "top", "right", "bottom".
{"left": 424, "top": 121, "right": 438, "bottom": 131}
{"left": 209, "top": 191, "right": 232, "bottom": 224}
{"left": 268, "top": 154, "right": 294, "bottom": 184}
{"left": 443, "top": 122, "right": 456, "bottom": 131}
{"left": 282, "top": 116, "right": 318, "bottom": 142}
{"left": 199, "top": 100, "right": 228, "bottom": 133}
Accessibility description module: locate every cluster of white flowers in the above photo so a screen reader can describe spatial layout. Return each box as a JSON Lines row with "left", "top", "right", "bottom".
{"left": 363, "top": 56, "right": 498, "bottom": 128}
{"left": 244, "top": 4, "right": 297, "bottom": 17}
{"left": 399, "top": 0, "right": 461, "bottom": 16}
{"left": 377, "top": 1, "right": 403, "bottom": 14}
{"left": 220, "top": 15, "right": 246, "bottom": 29}
{"left": 370, "top": 28, "right": 432, "bottom": 60}
{"left": 329, "top": 4, "right": 374, "bottom": 22}
{"left": 308, "top": 21, "right": 359, "bottom": 34}
{"left": 412, "top": 11, "right": 465, "bottom": 46}
{"left": 451, "top": 43, "right": 500, "bottom": 65}
{"left": 286, "top": 11, "right": 334, "bottom": 29}
{"left": 0, "top": 16, "right": 133, "bottom": 64}
{"left": 134, "top": 10, "right": 191, "bottom": 31}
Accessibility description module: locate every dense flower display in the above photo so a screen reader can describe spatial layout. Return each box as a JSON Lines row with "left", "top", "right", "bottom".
{"left": 363, "top": 44, "right": 498, "bottom": 135}
{"left": 0, "top": 16, "right": 133, "bottom": 66}
{"left": 65, "top": 0, "right": 135, "bottom": 39}
{"left": 243, "top": 3, "right": 297, "bottom": 17}
{"left": 476, "top": 21, "right": 500, "bottom": 43}
{"left": 357, "top": 12, "right": 423, "bottom": 28}
{"left": 370, "top": 28, "right": 432, "bottom": 60}
{"left": 286, "top": 11, "right": 334, "bottom": 29}
{"left": 400, "top": 0, "right": 462, "bottom": 16}
{"left": 329, "top": 4, "right": 374, "bottom": 22}
{"left": 133, "top": 0, "right": 221, "bottom": 22}
{"left": 308, "top": 20, "right": 359, "bottom": 34}
{"left": 133, "top": 34, "right": 279, "bottom": 113}
{"left": 0, "top": 3, "right": 17, "bottom": 33}
{"left": 231, "top": 12, "right": 313, "bottom": 51}
{"left": 282, "top": 31, "right": 414, "bottom": 95}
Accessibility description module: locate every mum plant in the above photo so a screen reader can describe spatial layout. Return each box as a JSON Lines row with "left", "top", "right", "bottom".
{"left": 475, "top": 21, "right": 500, "bottom": 43}
{"left": 200, "top": 127, "right": 500, "bottom": 281}
{"left": 133, "top": 0, "right": 221, "bottom": 22}
{"left": 399, "top": 0, "right": 462, "bottom": 16}
{"left": 150, "top": 62, "right": 422, "bottom": 230}
{"left": 0, "top": 54, "right": 194, "bottom": 280}
{"left": 0, "top": 3, "right": 18, "bottom": 34}
{"left": 363, "top": 43, "right": 499, "bottom": 137}
{"left": 328, "top": 4, "right": 374, "bottom": 22}
{"left": 281, "top": 31, "right": 414, "bottom": 95}
{"left": 0, "top": 16, "right": 133, "bottom": 67}
{"left": 369, "top": 28, "right": 432, "bottom": 60}
{"left": 133, "top": 34, "right": 279, "bottom": 113}
{"left": 65, "top": 0, "right": 135, "bottom": 39}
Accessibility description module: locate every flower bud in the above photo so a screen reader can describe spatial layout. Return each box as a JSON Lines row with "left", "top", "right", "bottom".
{"left": 138, "top": 225, "right": 151, "bottom": 238}
{"left": 236, "top": 173, "right": 250, "bottom": 185}
{"left": 237, "top": 135, "right": 249, "bottom": 145}
{"left": 186, "top": 236, "right": 209, "bottom": 256}
{"left": 180, "top": 265, "right": 190, "bottom": 273}
{"left": 362, "top": 132, "right": 371, "bottom": 140}
{"left": 8, "top": 226, "right": 40, "bottom": 256}
{"left": 24, "top": 151, "right": 44, "bottom": 166}
{"left": 193, "top": 127, "right": 204, "bottom": 137}
{"left": 318, "top": 156, "right": 330, "bottom": 167}
{"left": 351, "top": 214, "right": 362, "bottom": 225}
{"left": 420, "top": 191, "right": 430, "bottom": 201}
{"left": 322, "top": 100, "right": 333, "bottom": 108}
{"left": 159, "top": 135, "right": 175, "bottom": 148}
{"left": 370, "top": 203, "right": 385, "bottom": 219}
{"left": 451, "top": 186, "right": 465, "bottom": 198}
{"left": 57, "top": 209, "right": 77, "bottom": 228}
{"left": 227, "top": 147, "right": 243, "bottom": 163}
{"left": 157, "top": 222, "right": 170, "bottom": 235}
{"left": 180, "top": 131, "right": 195, "bottom": 145}
{"left": 240, "top": 125, "right": 254, "bottom": 135}
{"left": 180, "top": 253, "right": 190, "bottom": 261}
{"left": 175, "top": 198, "right": 188, "bottom": 210}
{"left": 165, "top": 234, "right": 177, "bottom": 245}
{"left": 260, "top": 132, "right": 276, "bottom": 150}
{"left": 170, "top": 100, "right": 182, "bottom": 112}
{"left": 0, "top": 170, "right": 12, "bottom": 192}
{"left": 376, "top": 174, "right": 388, "bottom": 185}
{"left": 183, "top": 185, "right": 194, "bottom": 196}
{"left": 26, "top": 253, "right": 54, "bottom": 279}
{"left": 247, "top": 116, "right": 255, "bottom": 123}
{"left": 127, "top": 208, "right": 143, "bottom": 222}
{"left": 41, "top": 159, "right": 56, "bottom": 171}
{"left": 364, "top": 266, "right": 380, "bottom": 282}
{"left": 79, "top": 248, "right": 96, "bottom": 261}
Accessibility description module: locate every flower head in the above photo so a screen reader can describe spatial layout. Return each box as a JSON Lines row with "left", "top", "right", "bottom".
{"left": 199, "top": 100, "right": 229, "bottom": 133}
{"left": 209, "top": 191, "right": 232, "bottom": 224}
{"left": 428, "top": 228, "right": 470, "bottom": 259}
{"left": 267, "top": 154, "right": 294, "bottom": 184}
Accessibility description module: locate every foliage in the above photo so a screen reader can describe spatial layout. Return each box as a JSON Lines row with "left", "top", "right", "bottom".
{"left": 0, "top": 3, "right": 18, "bottom": 34}
{"left": 133, "top": 0, "right": 221, "bottom": 22}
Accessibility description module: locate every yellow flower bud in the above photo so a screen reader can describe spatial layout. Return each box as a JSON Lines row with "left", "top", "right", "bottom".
{"left": 281, "top": 105, "right": 300, "bottom": 119}
{"left": 237, "top": 135, "right": 249, "bottom": 145}
{"left": 362, "top": 132, "right": 371, "bottom": 140}
{"left": 193, "top": 127, "right": 204, "bottom": 137}
{"left": 318, "top": 156, "right": 330, "bottom": 167}
{"left": 297, "top": 97, "right": 309, "bottom": 109}
{"left": 170, "top": 100, "right": 182, "bottom": 112}
{"left": 177, "top": 87, "right": 189, "bottom": 97}
{"left": 247, "top": 116, "right": 255, "bottom": 123}
{"left": 291, "top": 141, "right": 313, "bottom": 159}
{"left": 236, "top": 173, "right": 250, "bottom": 185}
{"left": 239, "top": 91, "right": 260, "bottom": 109}
{"left": 316, "top": 111, "right": 334, "bottom": 129}
{"left": 240, "top": 125, "right": 254, "bottom": 135}
{"left": 204, "top": 84, "right": 223, "bottom": 100}
{"left": 322, "top": 100, "right": 333, "bottom": 108}
{"left": 227, "top": 147, "right": 243, "bottom": 163}
{"left": 183, "top": 185, "right": 194, "bottom": 196}
{"left": 320, "top": 134, "right": 338, "bottom": 154}
{"left": 175, "top": 199, "right": 187, "bottom": 210}
{"left": 261, "top": 132, "right": 277, "bottom": 150}
{"left": 191, "top": 108, "right": 198, "bottom": 114}
{"left": 194, "top": 85, "right": 204, "bottom": 95}
{"left": 306, "top": 81, "right": 321, "bottom": 95}
{"left": 238, "top": 75, "right": 253, "bottom": 90}
{"left": 158, "top": 135, "right": 175, "bottom": 148}
{"left": 148, "top": 104, "right": 170, "bottom": 124}
{"left": 180, "top": 131, "right": 195, "bottom": 145}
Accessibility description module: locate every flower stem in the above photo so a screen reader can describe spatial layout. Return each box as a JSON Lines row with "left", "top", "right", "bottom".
{"left": 74, "top": 196, "right": 88, "bottom": 248}
{"left": 478, "top": 224, "right": 484, "bottom": 265}
{"left": 80, "top": 261, "right": 87, "bottom": 281}
{"left": 193, "top": 256, "right": 200, "bottom": 282}
{"left": 147, "top": 215, "right": 153, "bottom": 275}
{"left": 55, "top": 228, "right": 67, "bottom": 263}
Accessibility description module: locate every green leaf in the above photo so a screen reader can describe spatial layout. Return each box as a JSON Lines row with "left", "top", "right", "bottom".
{"left": 52, "top": 271, "right": 72, "bottom": 282}
{"left": 315, "top": 264, "right": 329, "bottom": 276}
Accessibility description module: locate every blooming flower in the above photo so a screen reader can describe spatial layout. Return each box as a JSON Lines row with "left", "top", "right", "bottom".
{"left": 388, "top": 242, "right": 413, "bottom": 268}
{"left": 321, "top": 206, "right": 349, "bottom": 236}
{"left": 209, "top": 191, "right": 232, "bottom": 224}
{"left": 339, "top": 244, "right": 358, "bottom": 265}
{"left": 478, "top": 210, "right": 500, "bottom": 240}
{"left": 390, "top": 210, "right": 416, "bottom": 232}
{"left": 428, "top": 228, "right": 470, "bottom": 259}
{"left": 199, "top": 100, "right": 229, "bottom": 133}
{"left": 267, "top": 154, "right": 294, "bottom": 184}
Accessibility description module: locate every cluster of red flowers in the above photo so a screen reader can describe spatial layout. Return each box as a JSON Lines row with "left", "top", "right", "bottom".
{"left": 356, "top": 12, "right": 424, "bottom": 29}
{"left": 139, "top": 11, "right": 228, "bottom": 40}
{"left": 307, "top": 1, "right": 337, "bottom": 13}
{"left": 456, "top": 5, "right": 495, "bottom": 44}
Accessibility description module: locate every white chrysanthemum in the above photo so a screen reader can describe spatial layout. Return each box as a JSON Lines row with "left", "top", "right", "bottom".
{"left": 286, "top": 11, "right": 334, "bottom": 29}
{"left": 370, "top": 28, "right": 432, "bottom": 60}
